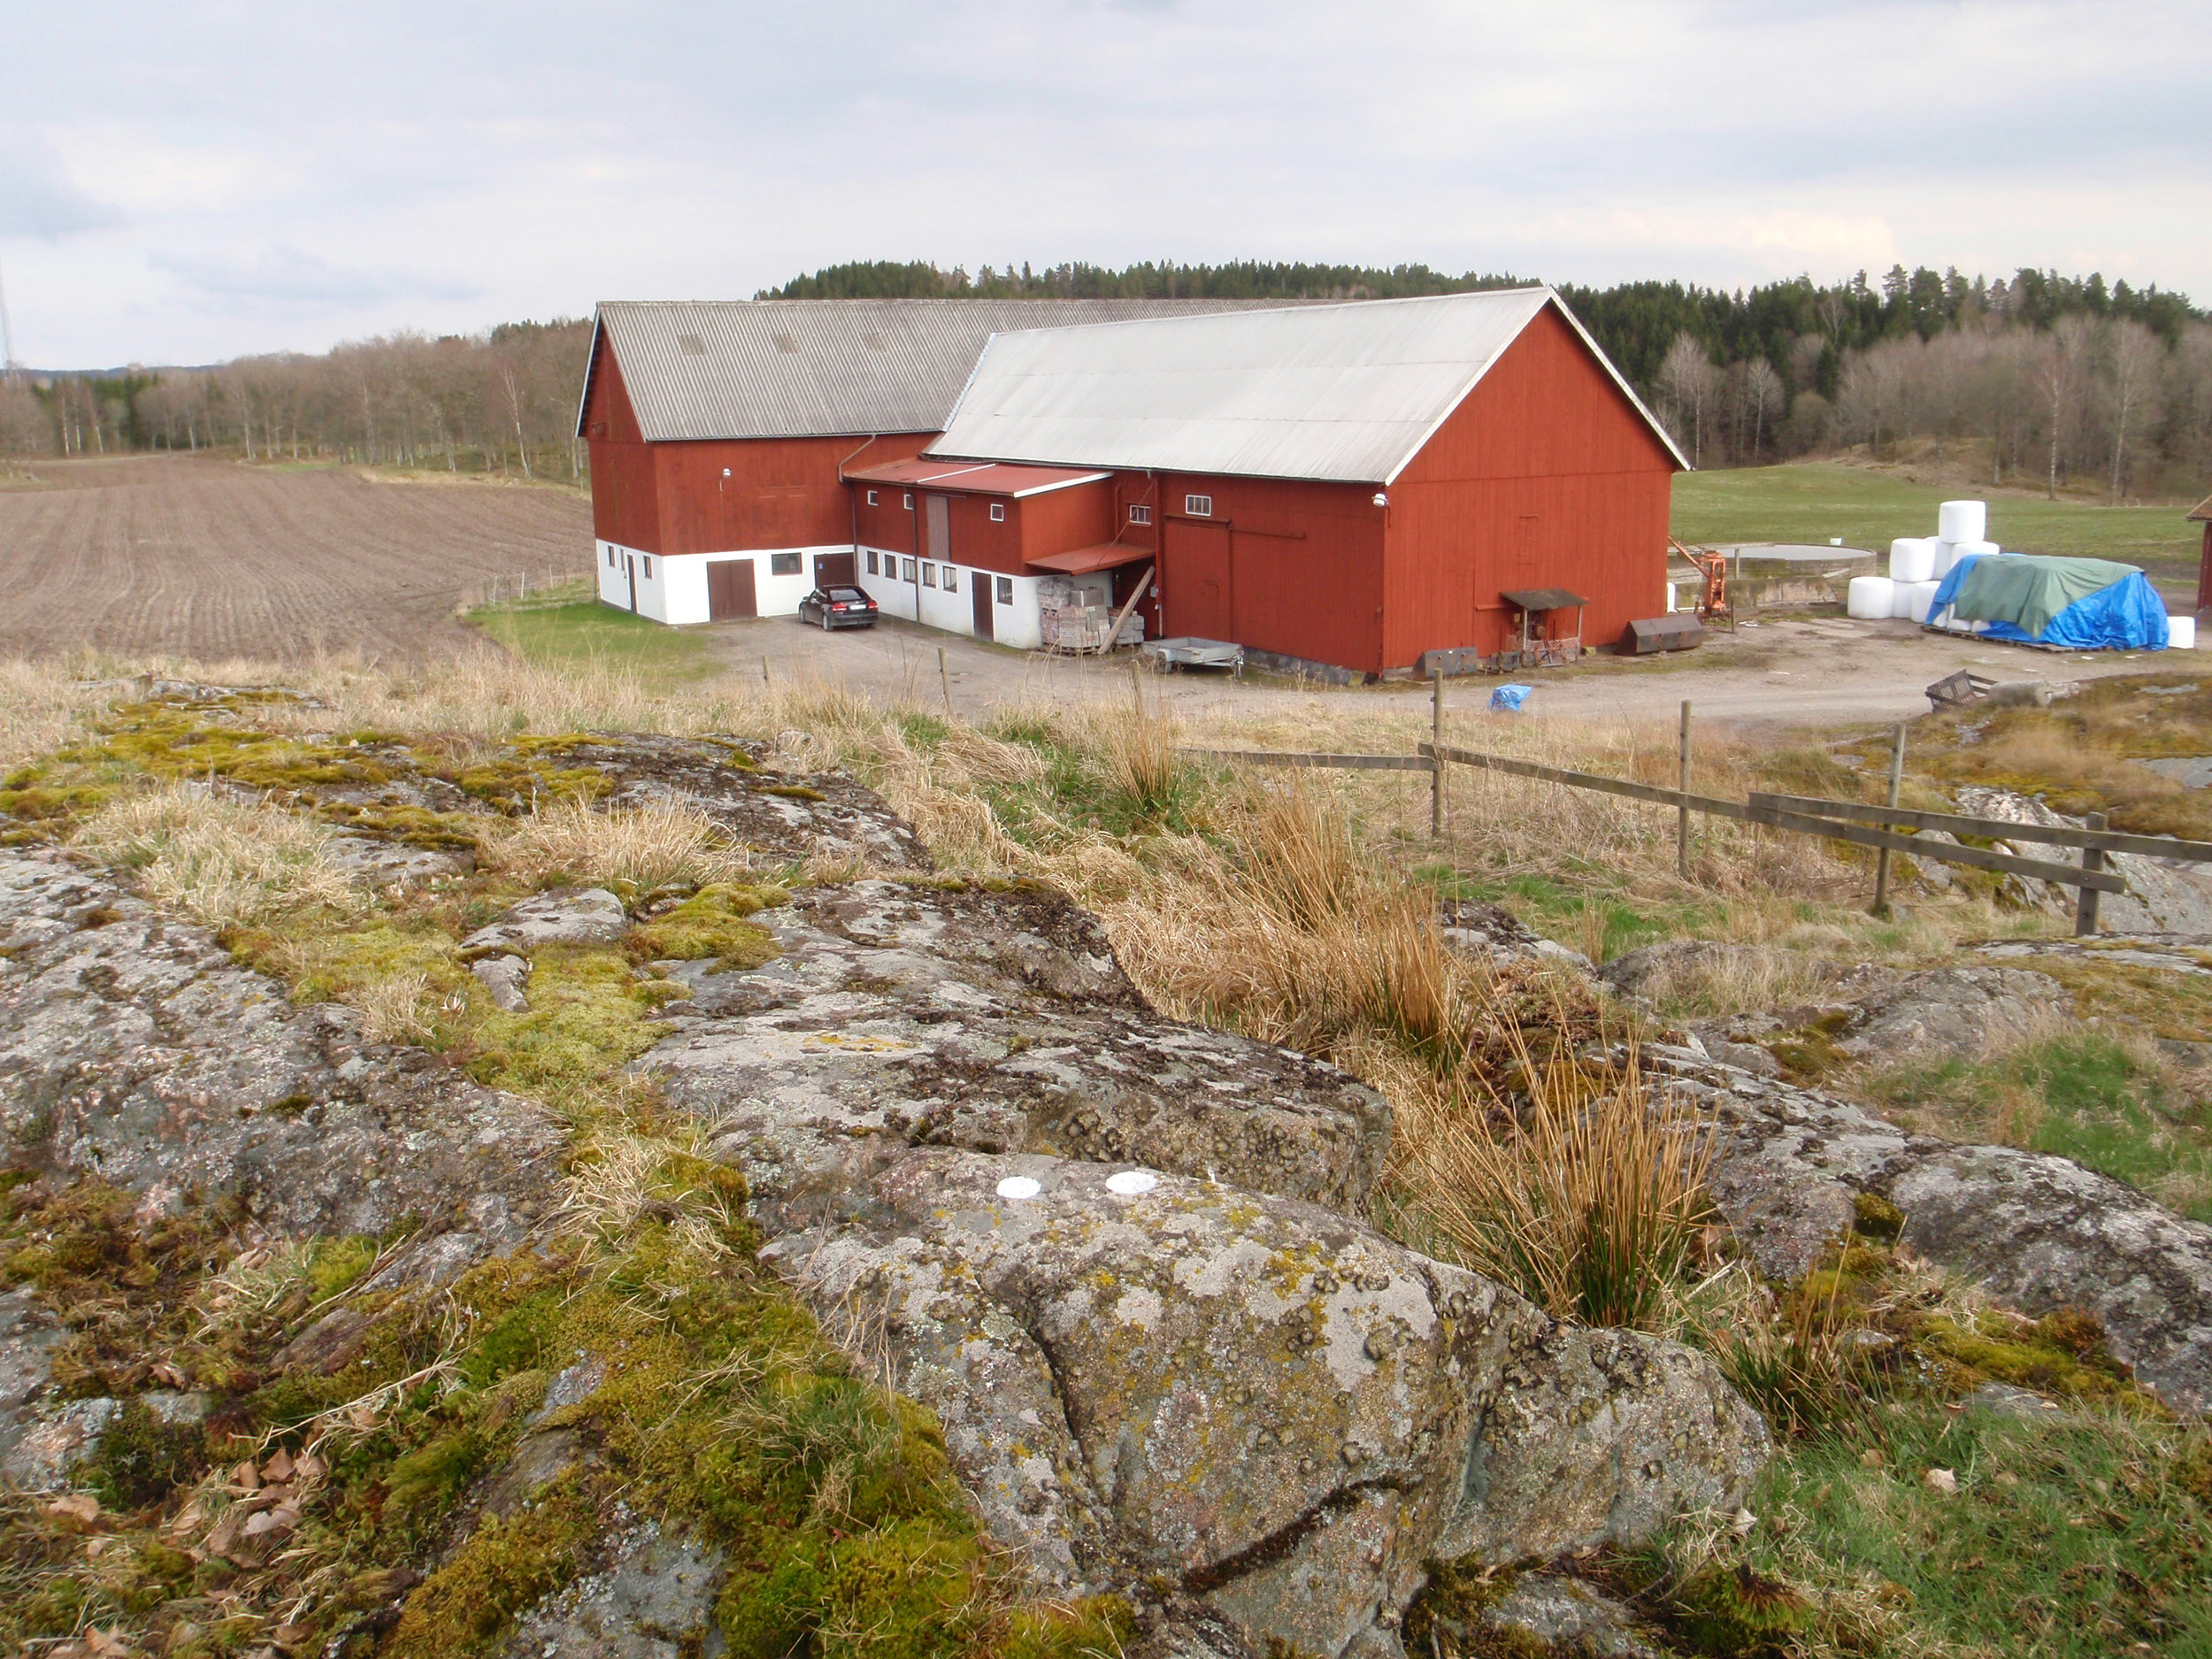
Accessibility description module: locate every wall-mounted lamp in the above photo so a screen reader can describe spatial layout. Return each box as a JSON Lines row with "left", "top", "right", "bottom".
{"left": 1372, "top": 492, "right": 1388, "bottom": 508}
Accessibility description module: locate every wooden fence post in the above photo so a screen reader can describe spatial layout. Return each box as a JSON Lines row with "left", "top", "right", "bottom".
{"left": 1678, "top": 700, "right": 1692, "bottom": 879}
{"left": 939, "top": 647, "right": 953, "bottom": 713}
{"left": 1871, "top": 722, "right": 1908, "bottom": 916}
{"left": 1431, "top": 668, "right": 1445, "bottom": 838}
{"left": 2077, "top": 812, "right": 2107, "bottom": 936}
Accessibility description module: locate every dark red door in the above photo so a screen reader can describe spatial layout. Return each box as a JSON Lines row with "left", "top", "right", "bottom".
{"left": 707, "top": 558, "right": 757, "bottom": 621}
{"left": 972, "top": 580, "right": 994, "bottom": 641}
{"left": 1165, "top": 521, "right": 1232, "bottom": 641}
{"left": 814, "top": 551, "right": 856, "bottom": 588}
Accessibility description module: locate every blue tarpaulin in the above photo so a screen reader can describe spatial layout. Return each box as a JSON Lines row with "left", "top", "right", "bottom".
{"left": 1489, "top": 683, "right": 1534, "bottom": 712}
{"left": 1928, "top": 555, "right": 2170, "bottom": 650}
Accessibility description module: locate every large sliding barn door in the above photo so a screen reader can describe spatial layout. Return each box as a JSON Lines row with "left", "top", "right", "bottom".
{"left": 1164, "top": 520, "right": 1233, "bottom": 641}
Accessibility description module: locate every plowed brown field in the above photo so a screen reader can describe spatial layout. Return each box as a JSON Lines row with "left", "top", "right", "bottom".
{"left": 0, "top": 455, "right": 592, "bottom": 662}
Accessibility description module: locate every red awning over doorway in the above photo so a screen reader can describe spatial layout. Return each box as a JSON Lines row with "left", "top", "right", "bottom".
{"left": 1025, "top": 543, "right": 1153, "bottom": 575}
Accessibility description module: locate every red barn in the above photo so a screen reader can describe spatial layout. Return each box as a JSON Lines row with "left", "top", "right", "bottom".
{"left": 573, "top": 299, "right": 1277, "bottom": 624}
{"left": 918, "top": 288, "right": 1688, "bottom": 678}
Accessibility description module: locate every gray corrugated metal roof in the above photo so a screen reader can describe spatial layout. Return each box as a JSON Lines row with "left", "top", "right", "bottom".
{"left": 926, "top": 288, "right": 1688, "bottom": 484}
{"left": 582, "top": 298, "right": 1297, "bottom": 442}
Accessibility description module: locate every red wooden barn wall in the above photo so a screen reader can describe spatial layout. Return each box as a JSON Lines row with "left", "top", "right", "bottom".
{"left": 1384, "top": 306, "right": 1677, "bottom": 667}
{"left": 583, "top": 334, "right": 931, "bottom": 557}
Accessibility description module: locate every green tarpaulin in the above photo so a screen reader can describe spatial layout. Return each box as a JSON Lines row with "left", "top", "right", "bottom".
{"left": 1948, "top": 555, "right": 2143, "bottom": 637}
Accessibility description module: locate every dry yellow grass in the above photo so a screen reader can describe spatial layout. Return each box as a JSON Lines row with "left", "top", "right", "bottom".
{"left": 73, "top": 781, "right": 365, "bottom": 929}
{"left": 489, "top": 798, "right": 757, "bottom": 893}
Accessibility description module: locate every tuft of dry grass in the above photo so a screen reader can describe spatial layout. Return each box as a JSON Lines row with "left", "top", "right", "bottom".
{"left": 488, "top": 798, "right": 755, "bottom": 894}
{"left": 355, "top": 968, "right": 439, "bottom": 1045}
{"left": 1390, "top": 1029, "right": 1713, "bottom": 1329}
{"left": 73, "top": 781, "right": 365, "bottom": 929}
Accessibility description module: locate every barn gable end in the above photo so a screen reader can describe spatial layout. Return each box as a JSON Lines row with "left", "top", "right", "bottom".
{"left": 1382, "top": 303, "right": 1679, "bottom": 668}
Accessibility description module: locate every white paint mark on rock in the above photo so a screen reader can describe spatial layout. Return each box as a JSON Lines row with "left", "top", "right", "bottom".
{"left": 1106, "top": 1171, "right": 1158, "bottom": 1195}
{"left": 996, "top": 1176, "right": 1042, "bottom": 1201}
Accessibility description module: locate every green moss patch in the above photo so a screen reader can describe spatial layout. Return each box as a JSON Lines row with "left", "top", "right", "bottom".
{"left": 630, "top": 884, "right": 784, "bottom": 972}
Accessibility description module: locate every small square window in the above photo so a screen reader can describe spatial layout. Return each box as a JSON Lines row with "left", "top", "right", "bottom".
{"left": 642, "top": 555, "right": 653, "bottom": 577}
{"left": 866, "top": 488, "right": 879, "bottom": 506}
{"left": 903, "top": 492, "right": 913, "bottom": 511}
{"left": 989, "top": 502, "right": 1006, "bottom": 522}
{"left": 995, "top": 576, "right": 1013, "bottom": 606}
{"left": 902, "top": 557, "right": 918, "bottom": 581}
{"left": 942, "top": 565, "right": 958, "bottom": 593}
{"left": 1185, "top": 494, "right": 1213, "bottom": 518}
{"left": 921, "top": 563, "right": 936, "bottom": 588}
{"left": 770, "top": 552, "right": 801, "bottom": 576}
{"left": 866, "top": 549, "right": 879, "bottom": 575}
{"left": 1128, "top": 503, "right": 1152, "bottom": 526}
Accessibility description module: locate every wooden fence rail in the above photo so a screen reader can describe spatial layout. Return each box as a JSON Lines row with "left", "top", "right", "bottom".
{"left": 1177, "top": 735, "right": 2183, "bottom": 927}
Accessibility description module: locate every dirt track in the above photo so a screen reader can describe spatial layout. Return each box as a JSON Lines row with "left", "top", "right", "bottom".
{"left": 0, "top": 455, "right": 591, "bottom": 663}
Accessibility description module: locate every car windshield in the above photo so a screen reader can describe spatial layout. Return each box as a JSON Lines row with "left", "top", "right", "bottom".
{"left": 829, "top": 588, "right": 869, "bottom": 603}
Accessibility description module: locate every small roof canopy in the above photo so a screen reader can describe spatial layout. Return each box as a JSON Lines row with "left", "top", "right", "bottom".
{"left": 843, "top": 457, "right": 1108, "bottom": 498}
{"left": 2189, "top": 493, "right": 2212, "bottom": 523}
{"left": 1026, "top": 543, "right": 1155, "bottom": 575}
{"left": 1501, "top": 588, "right": 1589, "bottom": 611}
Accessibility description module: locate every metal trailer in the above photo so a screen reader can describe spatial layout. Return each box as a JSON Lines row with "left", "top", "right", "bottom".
{"left": 1141, "top": 637, "right": 1245, "bottom": 673}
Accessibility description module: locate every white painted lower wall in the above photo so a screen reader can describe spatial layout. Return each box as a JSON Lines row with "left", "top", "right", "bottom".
{"left": 856, "top": 544, "right": 1044, "bottom": 649}
{"left": 595, "top": 540, "right": 849, "bottom": 626}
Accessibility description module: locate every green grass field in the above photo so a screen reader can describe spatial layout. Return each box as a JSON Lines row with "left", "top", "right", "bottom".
{"left": 1673, "top": 464, "right": 2201, "bottom": 580}
{"left": 469, "top": 582, "right": 718, "bottom": 684}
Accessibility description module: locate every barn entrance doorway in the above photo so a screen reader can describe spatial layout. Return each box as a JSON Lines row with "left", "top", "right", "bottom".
{"left": 707, "top": 558, "right": 757, "bottom": 621}
{"left": 625, "top": 554, "right": 637, "bottom": 612}
{"left": 1164, "top": 520, "right": 1233, "bottom": 640}
{"left": 972, "top": 580, "right": 994, "bottom": 641}
{"left": 814, "top": 551, "right": 856, "bottom": 588}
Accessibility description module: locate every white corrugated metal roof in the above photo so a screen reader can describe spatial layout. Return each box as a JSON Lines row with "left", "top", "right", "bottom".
{"left": 580, "top": 298, "right": 1299, "bottom": 443}
{"left": 926, "top": 288, "right": 1687, "bottom": 483}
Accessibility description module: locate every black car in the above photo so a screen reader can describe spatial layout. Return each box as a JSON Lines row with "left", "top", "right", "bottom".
{"left": 796, "top": 586, "right": 879, "bottom": 630}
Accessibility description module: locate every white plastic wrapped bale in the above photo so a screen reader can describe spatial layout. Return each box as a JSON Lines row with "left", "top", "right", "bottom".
{"left": 1951, "top": 538, "right": 2001, "bottom": 564}
{"left": 1847, "top": 575, "right": 1896, "bottom": 619}
{"left": 1939, "top": 500, "right": 1988, "bottom": 542}
{"left": 2171, "top": 615, "right": 2197, "bottom": 650}
{"left": 1888, "top": 537, "right": 1937, "bottom": 584}
{"left": 1890, "top": 579, "right": 1923, "bottom": 619}
{"left": 1931, "top": 541, "right": 1957, "bottom": 579}
{"left": 1901, "top": 580, "right": 1942, "bottom": 624}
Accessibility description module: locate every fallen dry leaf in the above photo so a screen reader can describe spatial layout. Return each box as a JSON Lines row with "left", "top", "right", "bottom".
{"left": 85, "top": 1629, "right": 132, "bottom": 1657}
{"left": 232, "top": 1459, "right": 262, "bottom": 1490}
{"left": 45, "top": 1492, "right": 102, "bottom": 1526}
{"left": 1924, "top": 1467, "right": 1959, "bottom": 1495}
{"left": 262, "top": 1448, "right": 295, "bottom": 1481}
{"left": 1859, "top": 1448, "right": 1886, "bottom": 1470}
{"left": 293, "top": 1450, "right": 326, "bottom": 1482}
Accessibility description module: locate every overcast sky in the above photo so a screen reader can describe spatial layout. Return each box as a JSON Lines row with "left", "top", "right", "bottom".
{"left": 4, "top": 1, "right": 2204, "bottom": 369}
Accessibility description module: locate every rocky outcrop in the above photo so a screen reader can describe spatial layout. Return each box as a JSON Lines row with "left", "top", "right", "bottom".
{"left": 1649, "top": 1041, "right": 2212, "bottom": 1413}
{"left": 0, "top": 851, "right": 563, "bottom": 1243}
{"left": 1957, "top": 784, "right": 2212, "bottom": 932}
{"left": 642, "top": 878, "right": 1394, "bottom": 1225}
{"left": 0, "top": 726, "right": 1774, "bottom": 1659}
{"left": 762, "top": 1153, "right": 1766, "bottom": 1658}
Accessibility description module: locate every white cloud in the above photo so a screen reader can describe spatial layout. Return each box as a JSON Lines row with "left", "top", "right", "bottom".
{"left": 0, "top": 0, "right": 2205, "bottom": 366}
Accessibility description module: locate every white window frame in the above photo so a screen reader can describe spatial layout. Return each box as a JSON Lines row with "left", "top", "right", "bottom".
{"left": 942, "top": 565, "right": 959, "bottom": 593}
{"left": 866, "top": 488, "right": 879, "bottom": 506}
{"left": 1128, "top": 503, "right": 1152, "bottom": 526}
{"left": 988, "top": 502, "right": 1006, "bottom": 522}
{"left": 866, "top": 549, "right": 879, "bottom": 575}
{"left": 642, "top": 555, "right": 654, "bottom": 577}
{"left": 1184, "top": 494, "right": 1213, "bottom": 518}
{"left": 903, "top": 492, "right": 914, "bottom": 511}
{"left": 770, "top": 551, "right": 802, "bottom": 577}
{"left": 921, "top": 562, "right": 936, "bottom": 588}
{"left": 902, "top": 557, "right": 918, "bottom": 582}
{"left": 605, "top": 545, "right": 616, "bottom": 567}
{"left": 995, "top": 576, "right": 1013, "bottom": 605}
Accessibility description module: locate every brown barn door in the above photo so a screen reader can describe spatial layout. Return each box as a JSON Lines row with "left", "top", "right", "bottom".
{"left": 706, "top": 558, "right": 757, "bottom": 621}
{"left": 972, "top": 580, "right": 994, "bottom": 641}
{"left": 925, "top": 495, "right": 951, "bottom": 563}
{"left": 814, "top": 552, "right": 856, "bottom": 588}
{"left": 625, "top": 554, "right": 637, "bottom": 612}
{"left": 1164, "top": 520, "right": 1233, "bottom": 641}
